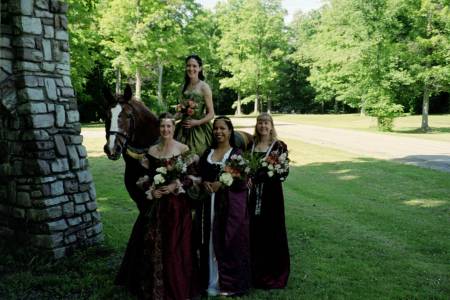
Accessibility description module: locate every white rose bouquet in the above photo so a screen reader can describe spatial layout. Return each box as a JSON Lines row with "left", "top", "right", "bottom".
{"left": 219, "top": 153, "right": 250, "bottom": 187}
{"left": 259, "top": 150, "right": 289, "bottom": 181}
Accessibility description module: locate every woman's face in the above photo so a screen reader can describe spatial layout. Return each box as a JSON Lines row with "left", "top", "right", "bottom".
{"left": 213, "top": 119, "right": 231, "bottom": 144}
{"left": 159, "top": 118, "right": 174, "bottom": 139}
{"left": 256, "top": 119, "right": 272, "bottom": 137}
{"left": 186, "top": 58, "right": 201, "bottom": 81}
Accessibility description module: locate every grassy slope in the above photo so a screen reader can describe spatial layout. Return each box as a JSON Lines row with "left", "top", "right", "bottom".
{"left": 0, "top": 128, "right": 449, "bottom": 299}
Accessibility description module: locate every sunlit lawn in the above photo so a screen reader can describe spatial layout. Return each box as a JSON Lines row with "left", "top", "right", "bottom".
{"left": 1, "top": 127, "right": 449, "bottom": 299}
{"left": 272, "top": 114, "right": 450, "bottom": 142}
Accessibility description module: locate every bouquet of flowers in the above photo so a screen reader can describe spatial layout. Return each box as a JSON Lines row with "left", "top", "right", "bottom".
{"left": 145, "top": 152, "right": 198, "bottom": 199}
{"left": 176, "top": 92, "right": 202, "bottom": 119}
{"left": 259, "top": 150, "right": 289, "bottom": 181}
{"left": 219, "top": 153, "right": 251, "bottom": 187}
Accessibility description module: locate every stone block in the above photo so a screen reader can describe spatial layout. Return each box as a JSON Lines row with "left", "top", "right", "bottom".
{"left": 27, "top": 206, "right": 62, "bottom": 222}
{"left": 60, "top": 88, "right": 75, "bottom": 98}
{"left": 44, "top": 78, "right": 57, "bottom": 100}
{"left": 20, "top": 0, "right": 33, "bottom": 15}
{"left": 41, "top": 18, "right": 54, "bottom": 26}
{"left": 51, "top": 158, "right": 69, "bottom": 173}
{"left": 47, "top": 219, "right": 68, "bottom": 231}
{"left": 69, "top": 135, "right": 83, "bottom": 145}
{"left": 18, "top": 49, "right": 44, "bottom": 62}
{"left": 82, "top": 213, "right": 92, "bottom": 223}
{"left": 55, "top": 105, "right": 65, "bottom": 127}
{"left": 18, "top": 102, "right": 47, "bottom": 114}
{"left": 36, "top": 0, "right": 49, "bottom": 10}
{"left": 49, "top": 180, "right": 64, "bottom": 196}
{"left": 15, "top": 61, "right": 40, "bottom": 72}
{"left": 91, "top": 211, "right": 101, "bottom": 222}
{"left": 36, "top": 141, "right": 55, "bottom": 150}
{"left": 85, "top": 201, "right": 97, "bottom": 211}
{"left": 76, "top": 170, "right": 92, "bottom": 184}
{"left": 16, "top": 75, "right": 39, "bottom": 88}
{"left": 43, "top": 25, "right": 54, "bottom": 38}
{"left": 31, "top": 190, "right": 43, "bottom": 198}
{"left": 62, "top": 76, "right": 72, "bottom": 87}
{"left": 66, "top": 110, "right": 79, "bottom": 123}
{"left": 18, "top": 88, "right": 44, "bottom": 101}
{"left": 0, "top": 37, "right": 11, "bottom": 48}
{"left": 77, "top": 145, "right": 87, "bottom": 158}
{"left": 31, "top": 233, "right": 64, "bottom": 248}
{"left": 61, "top": 51, "right": 70, "bottom": 64}
{"left": 42, "top": 39, "right": 52, "bottom": 61}
{"left": 47, "top": 103, "right": 55, "bottom": 112}
{"left": 19, "top": 17, "right": 42, "bottom": 35}
{"left": 74, "top": 204, "right": 85, "bottom": 215}
{"left": 33, "top": 195, "right": 68, "bottom": 208}
{"left": 31, "top": 113, "right": 54, "bottom": 128}
{"left": 60, "top": 41, "right": 69, "bottom": 52}
{"left": 17, "top": 192, "right": 31, "bottom": 207}
{"left": 64, "top": 234, "right": 76, "bottom": 244}
{"left": 0, "top": 49, "right": 13, "bottom": 59}
{"left": 35, "top": 10, "right": 54, "bottom": 18}
{"left": 62, "top": 202, "right": 74, "bottom": 217}
{"left": 68, "top": 216, "right": 82, "bottom": 226}
{"left": 1, "top": 59, "right": 13, "bottom": 74}
{"left": 55, "top": 30, "right": 68, "bottom": 41}
{"left": 67, "top": 145, "right": 80, "bottom": 169}
{"left": 64, "top": 179, "right": 78, "bottom": 194}
{"left": 12, "top": 207, "right": 26, "bottom": 219}
{"left": 73, "top": 192, "right": 89, "bottom": 204}
{"left": 42, "top": 62, "right": 55, "bottom": 72}
{"left": 22, "top": 129, "right": 50, "bottom": 141}
{"left": 54, "top": 135, "right": 67, "bottom": 156}
{"left": 12, "top": 37, "right": 35, "bottom": 48}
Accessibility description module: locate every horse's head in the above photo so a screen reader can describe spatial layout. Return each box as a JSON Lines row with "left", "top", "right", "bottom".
{"left": 103, "top": 85, "right": 160, "bottom": 160}
{"left": 103, "top": 85, "right": 135, "bottom": 160}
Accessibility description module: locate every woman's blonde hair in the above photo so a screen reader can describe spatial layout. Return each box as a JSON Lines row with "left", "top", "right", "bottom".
{"left": 253, "top": 112, "right": 277, "bottom": 144}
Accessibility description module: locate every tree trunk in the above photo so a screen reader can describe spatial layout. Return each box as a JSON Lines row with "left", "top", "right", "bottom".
{"left": 421, "top": 83, "right": 430, "bottom": 131}
{"left": 334, "top": 99, "right": 338, "bottom": 113}
{"left": 267, "top": 95, "right": 272, "bottom": 114}
{"left": 253, "top": 94, "right": 259, "bottom": 114}
{"left": 235, "top": 92, "right": 242, "bottom": 115}
{"left": 115, "top": 68, "right": 121, "bottom": 95}
{"left": 135, "top": 69, "right": 142, "bottom": 101}
{"left": 157, "top": 60, "right": 163, "bottom": 108}
{"left": 321, "top": 101, "right": 324, "bottom": 113}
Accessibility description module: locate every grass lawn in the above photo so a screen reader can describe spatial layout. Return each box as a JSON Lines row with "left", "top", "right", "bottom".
{"left": 271, "top": 114, "right": 450, "bottom": 142}
{"left": 0, "top": 129, "right": 449, "bottom": 299}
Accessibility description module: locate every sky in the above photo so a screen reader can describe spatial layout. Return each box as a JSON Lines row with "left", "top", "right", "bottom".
{"left": 196, "top": 0, "right": 324, "bottom": 23}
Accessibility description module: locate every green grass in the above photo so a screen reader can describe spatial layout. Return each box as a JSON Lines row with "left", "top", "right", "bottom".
{"left": 1, "top": 131, "right": 449, "bottom": 299}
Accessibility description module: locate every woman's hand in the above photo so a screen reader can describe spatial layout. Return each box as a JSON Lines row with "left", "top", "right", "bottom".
{"left": 183, "top": 119, "right": 200, "bottom": 128}
{"left": 157, "top": 182, "right": 178, "bottom": 195}
{"left": 247, "top": 177, "right": 254, "bottom": 189}
{"left": 152, "top": 188, "right": 164, "bottom": 199}
{"left": 210, "top": 181, "right": 222, "bottom": 193}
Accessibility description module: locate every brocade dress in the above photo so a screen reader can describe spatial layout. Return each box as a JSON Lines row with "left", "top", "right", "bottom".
{"left": 248, "top": 140, "right": 290, "bottom": 289}
{"left": 174, "top": 89, "right": 213, "bottom": 156}
{"left": 115, "top": 154, "right": 198, "bottom": 300}
{"left": 196, "top": 147, "right": 250, "bottom": 296}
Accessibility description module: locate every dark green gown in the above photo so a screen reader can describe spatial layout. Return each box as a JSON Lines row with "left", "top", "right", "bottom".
{"left": 174, "top": 90, "right": 212, "bottom": 156}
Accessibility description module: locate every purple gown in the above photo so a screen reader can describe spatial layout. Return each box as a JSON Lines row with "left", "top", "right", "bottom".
{"left": 196, "top": 147, "right": 250, "bottom": 295}
{"left": 248, "top": 140, "right": 290, "bottom": 289}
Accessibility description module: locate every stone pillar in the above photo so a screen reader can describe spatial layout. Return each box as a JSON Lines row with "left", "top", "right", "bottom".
{"left": 0, "top": 0, "right": 103, "bottom": 258}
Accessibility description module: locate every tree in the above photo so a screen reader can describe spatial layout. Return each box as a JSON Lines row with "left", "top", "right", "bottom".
{"left": 217, "top": 0, "right": 286, "bottom": 114}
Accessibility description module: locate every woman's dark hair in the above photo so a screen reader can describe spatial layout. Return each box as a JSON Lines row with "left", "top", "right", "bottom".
{"left": 182, "top": 54, "right": 205, "bottom": 93}
{"left": 211, "top": 116, "right": 236, "bottom": 148}
{"left": 158, "top": 112, "right": 175, "bottom": 125}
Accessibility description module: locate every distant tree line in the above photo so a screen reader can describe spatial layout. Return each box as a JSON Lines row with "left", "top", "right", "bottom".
{"left": 68, "top": 0, "right": 449, "bottom": 130}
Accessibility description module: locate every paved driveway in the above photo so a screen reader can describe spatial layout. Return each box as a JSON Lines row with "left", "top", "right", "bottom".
{"left": 231, "top": 118, "right": 450, "bottom": 173}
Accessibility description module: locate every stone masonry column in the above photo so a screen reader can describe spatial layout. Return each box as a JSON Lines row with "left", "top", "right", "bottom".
{"left": 0, "top": 0, "right": 103, "bottom": 258}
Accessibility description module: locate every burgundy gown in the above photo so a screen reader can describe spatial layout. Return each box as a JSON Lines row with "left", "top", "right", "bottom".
{"left": 115, "top": 154, "right": 198, "bottom": 300}
{"left": 248, "top": 140, "right": 290, "bottom": 289}
{"left": 196, "top": 147, "right": 250, "bottom": 295}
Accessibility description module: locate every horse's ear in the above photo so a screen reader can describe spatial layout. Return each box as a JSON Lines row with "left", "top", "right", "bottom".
{"left": 123, "top": 84, "right": 132, "bottom": 102}
{"left": 102, "top": 86, "right": 115, "bottom": 106}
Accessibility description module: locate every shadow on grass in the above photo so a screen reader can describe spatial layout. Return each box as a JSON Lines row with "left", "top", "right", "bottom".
{"left": 1, "top": 156, "right": 449, "bottom": 299}
{"left": 392, "top": 127, "right": 450, "bottom": 134}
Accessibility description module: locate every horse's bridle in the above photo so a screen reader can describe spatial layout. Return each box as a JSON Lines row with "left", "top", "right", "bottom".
{"left": 107, "top": 102, "right": 136, "bottom": 152}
